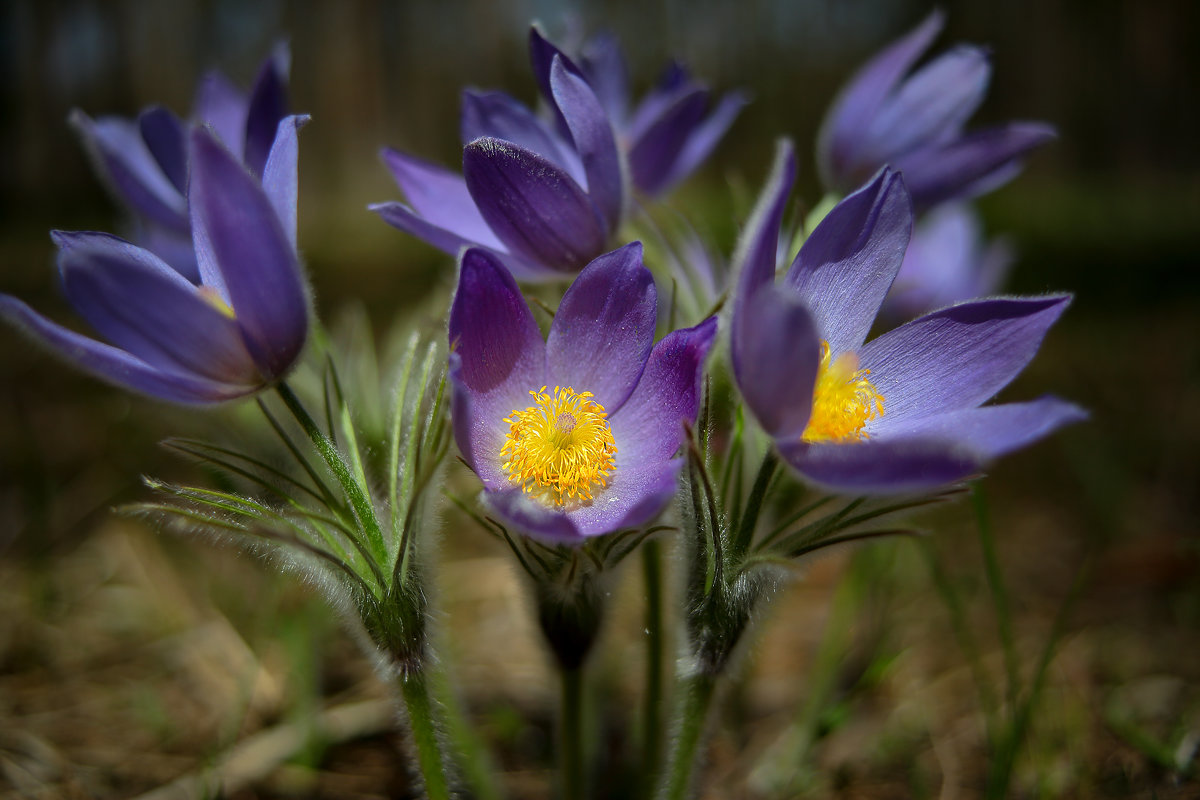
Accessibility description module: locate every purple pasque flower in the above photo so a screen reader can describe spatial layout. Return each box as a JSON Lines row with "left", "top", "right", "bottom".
{"left": 883, "top": 202, "right": 1013, "bottom": 320}
{"left": 373, "top": 51, "right": 623, "bottom": 281}
{"left": 70, "top": 43, "right": 290, "bottom": 280}
{"left": 731, "top": 140, "right": 1084, "bottom": 494}
{"left": 816, "top": 11, "right": 1055, "bottom": 210}
{"left": 530, "top": 27, "right": 747, "bottom": 198}
{"left": 448, "top": 243, "right": 716, "bottom": 543}
{"left": 0, "top": 122, "right": 309, "bottom": 404}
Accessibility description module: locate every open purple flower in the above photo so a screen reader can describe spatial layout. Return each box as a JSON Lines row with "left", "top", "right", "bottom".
{"left": 732, "top": 141, "right": 1084, "bottom": 494}
{"left": 530, "top": 28, "right": 747, "bottom": 198}
{"left": 816, "top": 11, "right": 1054, "bottom": 210}
{"left": 0, "top": 122, "right": 309, "bottom": 404}
{"left": 448, "top": 243, "right": 716, "bottom": 542}
{"left": 373, "top": 47, "right": 622, "bottom": 281}
{"left": 71, "top": 43, "right": 290, "bottom": 280}
{"left": 883, "top": 203, "right": 1013, "bottom": 320}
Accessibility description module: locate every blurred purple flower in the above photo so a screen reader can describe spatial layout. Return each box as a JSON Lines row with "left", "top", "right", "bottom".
{"left": 530, "top": 28, "right": 747, "bottom": 198}
{"left": 883, "top": 203, "right": 1013, "bottom": 320}
{"left": 0, "top": 123, "right": 309, "bottom": 404}
{"left": 373, "top": 47, "right": 623, "bottom": 281}
{"left": 71, "top": 43, "right": 290, "bottom": 280}
{"left": 816, "top": 11, "right": 1054, "bottom": 210}
{"left": 732, "top": 141, "right": 1084, "bottom": 494}
{"left": 448, "top": 243, "right": 716, "bottom": 542}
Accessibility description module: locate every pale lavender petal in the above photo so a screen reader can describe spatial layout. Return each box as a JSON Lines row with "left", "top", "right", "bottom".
{"left": 816, "top": 10, "right": 944, "bottom": 189}
{"left": 878, "top": 396, "right": 1087, "bottom": 459}
{"left": 137, "top": 106, "right": 187, "bottom": 192}
{"left": 70, "top": 111, "right": 187, "bottom": 231}
{"left": 860, "top": 46, "right": 991, "bottom": 167}
{"left": 192, "top": 70, "right": 247, "bottom": 160}
{"left": 0, "top": 295, "right": 252, "bottom": 404}
{"left": 579, "top": 31, "right": 631, "bottom": 123}
{"left": 897, "top": 122, "right": 1057, "bottom": 208}
{"left": 243, "top": 41, "right": 290, "bottom": 178}
{"left": 379, "top": 147, "right": 506, "bottom": 251}
{"left": 261, "top": 114, "right": 310, "bottom": 249}
{"left": 546, "top": 243, "right": 655, "bottom": 412}
{"left": 54, "top": 231, "right": 258, "bottom": 383}
{"left": 550, "top": 56, "right": 624, "bottom": 229}
{"left": 138, "top": 223, "right": 200, "bottom": 282}
{"left": 732, "top": 284, "right": 821, "bottom": 440}
{"left": 463, "top": 137, "right": 606, "bottom": 272}
{"left": 459, "top": 90, "right": 585, "bottom": 186}
{"left": 777, "top": 435, "right": 981, "bottom": 495}
{"left": 785, "top": 167, "right": 911, "bottom": 354}
{"left": 190, "top": 128, "right": 307, "bottom": 378}
{"left": 659, "top": 89, "right": 749, "bottom": 193}
{"left": 860, "top": 295, "right": 1071, "bottom": 427}
{"left": 627, "top": 87, "right": 709, "bottom": 196}
{"left": 483, "top": 458, "right": 683, "bottom": 543}
{"left": 609, "top": 317, "right": 717, "bottom": 466}
{"left": 448, "top": 249, "right": 548, "bottom": 486}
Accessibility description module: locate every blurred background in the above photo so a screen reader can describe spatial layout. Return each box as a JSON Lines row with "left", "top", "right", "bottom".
{"left": 1, "top": 0, "right": 1197, "bottom": 797}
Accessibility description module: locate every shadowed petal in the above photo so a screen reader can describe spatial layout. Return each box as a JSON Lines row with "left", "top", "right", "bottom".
{"left": 627, "top": 87, "right": 709, "bottom": 196}
{"left": 262, "top": 115, "right": 309, "bottom": 250}
{"left": 243, "top": 41, "right": 290, "bottom": 178}
{"left": 449, "top": 249, "right": 548, "bottom": 485}
{"left": 879, "top": 396, "right": 1087, "bottom": 459}
{"left": 0, "top": 295, "right": 252, "bottom": 403}
{"left": 137, "top": 106, "right": 187, "bottom": 193}
{"left": 550, "top": 56, "right": 624, "bottom": 229}
{"left": 463, "top": 137, "right": 606, "bottom": 272}
{"left": 380, "top": 147, "right": 506, "bottom": 250}
{"left": 192, "top": 70, "right": 248, "bottom": 160}
{"left": 860, "top": 295, "right": 1072, "bottom": 427}
{"left": 460, "top": 90, "right": 585, "bottom": 185}
{"left": 546, "top": 243, "right": 656, "bottom": 413}
{"left": 777, "top": 435, "right": 981, "bottom": 495}
{"left": 785, "top": 168, "right": 911, "bottom": 354}
{"left": 609, "top": 316, "right": 717, "bottom": 466}
{"left": 660, "top": 88, "right": 749, "bottom": 193}
{"left": 190, "top": 127, "right": 307, "bottom": 378}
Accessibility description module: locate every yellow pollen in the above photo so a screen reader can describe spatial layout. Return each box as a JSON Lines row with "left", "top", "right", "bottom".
{"left": 197, "top": 286, "right": 236, "bottom": 319}
{"left": 801, "top": 341, "right": 885, "bottom": 443}
{"left": 500, "top": 385, "right": 618, "bottom": 508}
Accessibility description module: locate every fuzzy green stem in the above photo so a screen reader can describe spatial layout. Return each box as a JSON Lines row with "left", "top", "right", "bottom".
{"left": 731, "top": 450, "right": 779, "bottom": 560}
{"left": 561, "top": 665, "right": 586, "bottom": 800}
{"left": 641, "top": 540, "right": 666, "bottom": 790}
{"left": 397, "top": 668, "right": 455, "bottom": 800}
{"left": 277, "top": 382, "right": 387, "bottom": 569}
{"left": 655, "top": 670, "right": 718, "bottom": 800}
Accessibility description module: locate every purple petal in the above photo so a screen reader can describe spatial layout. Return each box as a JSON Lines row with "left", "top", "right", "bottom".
{"left": 189, "top": 127, "right": 307, "bottom": 379}
{"left": 463, "top": 137, "right": 606, "bottom": 272}
{"left": 579, "top": 31, "right": 632, "bottom": 123}
{"left": 448, "top": 248, "right": 547, "bottom": 486}
{"left": 785, "top": 168, "right": 911, "bottom": 354}
{"left": 627, "top": 87, "right": 710, "bottom": 196}
{"left": 192, "top": 70, "right": 248, "bottom": 160}
{"left": 138, "top": 223, "right": 200, "bottom": 283}
{"left": 731, "top": 139, "right": 796, "bottom": 301}
{"left": 70, "top": 111, "right": 187, "bottom": 231}
{"left": 459, "top": 90, "right": 585, "bottom": 186}
{"left": 859, "top": 295, "right": 1071, "bottom": 427}
{"left": 897, "top": 122, "right": 1057, "bottom": 209}
{"left": 546, "top": 243, "right": 655, "bottom": 412}
{"left": 609, "top": 317, "right": 717, "bottom": 466}
{"left": 243, "top": 41, "right": 290, "bottom": 178}
{"left": 137, "top": 106, "right": 187, "bottom": 193}
{"left": 528, "top": 26, "right": 582, "bottom": 116}
{"left": 550, "top": 56, "right": 624, "bottom": 230}
{"left": 878, "top": 396, "right": 1087, "bottom": 459}
{"left": 379, "top": 147, "right": 506, "bottom": 251}
{"left": 261, "top": 114, "right": 310, "bottom": 250}
{"left": 483, "top": 457, "right": 683, "bottom": 543}
{"left": 53, "top": 231, "right": 258, "bottom": 384}
{"left": 777, "top": 435, "right": 982, "bottom": 495}
{"left": 659, "top": 89, "right": 749, "bottom": 193}
{"left": 0, "top": 294, "right": 252, "bottom": 404}
{"left": 816, "top": 10, "right": 944, "bottom": 189}
{"left": 732, "top": 285, "right": 821, "bottom": 440}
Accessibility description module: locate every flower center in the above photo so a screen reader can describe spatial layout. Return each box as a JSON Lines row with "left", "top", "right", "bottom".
{"left": 802, "top": 341, "right": 885, "bottom": 443}
{"left": 500, "top": 386, "right": 618, "bottom": 507}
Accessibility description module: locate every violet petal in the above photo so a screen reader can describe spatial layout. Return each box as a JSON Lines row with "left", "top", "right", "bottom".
{"left": 659, "top": 88, "right": 749, "bottom": 193}
{"left": 137, "top": 106, "right": 188, "bottom": 193}
{"left": 878, "top": 396, "right": 1087, "bottom": 459}
{"left": 627, "top": 86, "right": 710, "bottom": 196}
{"left": 777, "top": 435, "right": 981, "bottom": 495}
{"left": 460, "top": 90, "right": 585, "bottom": 185}
{"left": 192, "top": 70, "right": 248, "bottom": 161}
{"left": 550, "top": 56, "right": 624, "bottom": 230}
{"left": 243, "top": 41, "right": 290, "bottom": 178}
{"left": 262, "top": 115, "right": 309, "bottom": 250}
{"left": 379, "top": 147, "right": 506, "bottom": 251}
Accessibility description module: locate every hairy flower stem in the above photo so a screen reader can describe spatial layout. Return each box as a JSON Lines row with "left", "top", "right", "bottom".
{"left": 641, "top": 540, "right": 666, "bottom": 790}
{"left": 397, "top": 667, "right": 455, "bottom": 800}
{"left": 561, "top": 665, "right": 586, "bottom": 800}
{"left": 655, "top": 670, "right": 718, "bottom": 800}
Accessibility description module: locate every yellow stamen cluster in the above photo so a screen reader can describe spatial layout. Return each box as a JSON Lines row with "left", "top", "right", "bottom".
{"left": 801, "top": 341, "right": 885, "bottom": 443}
{"left": 500, "top": 385, "right": 618, "bottom": 507}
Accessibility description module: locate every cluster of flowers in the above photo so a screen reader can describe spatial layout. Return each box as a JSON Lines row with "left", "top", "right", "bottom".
{"left": 1, "top": 13, "right": 1085, "bottom": 797}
